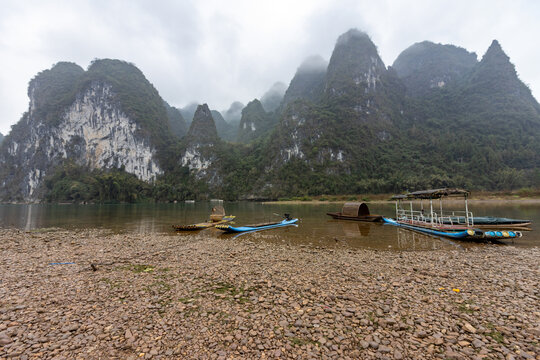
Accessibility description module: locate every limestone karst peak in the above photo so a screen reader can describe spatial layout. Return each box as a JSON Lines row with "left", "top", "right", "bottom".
{"left": 187, "top": 104, "right": 218, "bottom": 143}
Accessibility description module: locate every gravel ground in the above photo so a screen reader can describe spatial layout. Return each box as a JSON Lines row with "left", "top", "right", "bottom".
{"left": 0, "top": 228, "right": 539, "bottom": 359}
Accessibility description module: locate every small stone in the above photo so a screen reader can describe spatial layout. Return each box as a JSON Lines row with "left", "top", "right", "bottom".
{"left": 463, "top": 323, "right": 476, "bottom": 334}
{"left": 394, "top": 350, "right": 403, "bottom": 359}
{"left": 472, "top": 339, "right": 484, "bottom": 348}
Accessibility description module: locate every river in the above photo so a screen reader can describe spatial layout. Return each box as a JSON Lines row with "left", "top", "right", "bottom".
{"left": 0, "top": 201, "right": 538, "bottom": 250}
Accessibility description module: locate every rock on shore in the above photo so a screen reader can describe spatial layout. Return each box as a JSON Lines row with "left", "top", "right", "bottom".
{"left": 0, "top": 229, "right": 539, "bottom": 359}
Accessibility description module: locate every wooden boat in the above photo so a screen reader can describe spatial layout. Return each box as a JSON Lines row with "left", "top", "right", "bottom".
{"left": 173, "top": 205, "right": 235, "bottom": 231}
{"left": 216, "top": 218, "right": 298, "bottom": 233}
{"left": 173, "top": 215, "right": 235, "bottom": 231}
{"left": 326, "top": 202, "right": 383, "bottom": 222}
{"left": 385, "top": 188, "right": 526, "bottom": 240}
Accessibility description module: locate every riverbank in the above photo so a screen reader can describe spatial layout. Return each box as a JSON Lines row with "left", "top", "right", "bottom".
{"left": 265, "top": 190, "right": 540, "bottom": 205}
{"left": 1, "top": 229, "right": 539, "bottom": 359}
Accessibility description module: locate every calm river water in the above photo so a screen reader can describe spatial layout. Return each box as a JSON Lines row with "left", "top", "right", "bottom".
{"left": 0, "top": 201, "right": 538, "bottom": 250}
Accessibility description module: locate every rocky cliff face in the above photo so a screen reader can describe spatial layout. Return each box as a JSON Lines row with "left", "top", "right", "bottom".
{"left": 0, "top": 61, "right": 165, "bottom": 202}
{"left": 180, "top": 104, "right": 220, "bottom": 179}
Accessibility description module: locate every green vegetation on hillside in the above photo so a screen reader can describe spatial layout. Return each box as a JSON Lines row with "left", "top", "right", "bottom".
{"left": 29, "top": 62, "right": 85, "bottom": 126}
{"left": 44, "top": 162, "right": 153, "bottom": 203}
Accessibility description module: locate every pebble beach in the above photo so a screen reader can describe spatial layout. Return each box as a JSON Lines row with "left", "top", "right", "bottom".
{"left": 1, "top": 229, "right": 539, "bottom": 359}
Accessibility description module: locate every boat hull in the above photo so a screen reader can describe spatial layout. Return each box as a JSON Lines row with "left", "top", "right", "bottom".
{"left": 216, "top": 219, "right": 298, "bottom": 233}
{"left": 382, "top": 218, "right": 522, "bottom": 240}
{"left": 326, "top": 213, "right": 383, "bottom": 222}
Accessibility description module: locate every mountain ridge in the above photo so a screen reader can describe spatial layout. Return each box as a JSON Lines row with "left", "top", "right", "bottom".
{"left": 1, "top": 30, "right": 539, "bottom": 202}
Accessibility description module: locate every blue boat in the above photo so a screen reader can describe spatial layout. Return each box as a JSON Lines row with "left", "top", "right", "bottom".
{"left": 216, "top": 218, "right": 298, "bottom": 233}
{"left": 382, "top": 217, "right": 521, "bottom": 240}
{"left": 386, "top": 188, "right": 524, "bottom": 241}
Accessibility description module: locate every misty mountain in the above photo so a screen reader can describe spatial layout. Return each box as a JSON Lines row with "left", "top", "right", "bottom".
{"left": 1, "top": 29, "right": 539, "bottom": 203}
{"left": 164, "top": 101, "right": 188, "bottom": 138}
{"left": 237, "top": 99, "right": 276, "bottom": 144}
{"left": 185, "top": 104, "right": 218, "bottom": 143}
{"left": 176, "top": 102, "right": 236, "bottom": 141}
{"left": 399, "top": 39, "right": 540, "bottom": 190}
{"left": 211, "top": 110, "right": 237, "bottom": 141}
{"left": 281, "top": 55, "right": 327, "bottom": 108}
{"left": 179, "top": 102, "right": 199, "bottom": 124}
{"left": 260, "top": 82, "right": 287, "bottom": 112}
{"left": 222, "top": 101, "right": 244, "bottom": 124}
{"left": 0, "top": 132, "right": 3, "bottom": 145}
{"left": 392, "top": 41, "right": 477, "bottom": 97}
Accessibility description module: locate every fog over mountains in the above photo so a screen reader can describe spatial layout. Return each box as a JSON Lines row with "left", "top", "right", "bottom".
{"left": 1, "top": 29, "right": 539, "bottom": 202}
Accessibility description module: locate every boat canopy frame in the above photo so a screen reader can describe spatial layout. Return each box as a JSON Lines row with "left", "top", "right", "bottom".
{"left": 392, "top": 188, "right": 473, "bottom": 228}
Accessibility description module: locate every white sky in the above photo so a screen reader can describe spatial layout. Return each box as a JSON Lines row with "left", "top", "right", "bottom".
{"left": 1, "top": 0, "right": 539, "bottom": 134}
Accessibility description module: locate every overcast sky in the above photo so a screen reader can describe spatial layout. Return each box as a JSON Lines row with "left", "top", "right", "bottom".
{"left": 1, "top": 0, "right": 539, "bottom": 134}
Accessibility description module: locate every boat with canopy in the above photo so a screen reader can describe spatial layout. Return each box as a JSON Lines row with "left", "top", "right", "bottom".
{"left": 383, "top": 188, "right": 528, "bottom": 240}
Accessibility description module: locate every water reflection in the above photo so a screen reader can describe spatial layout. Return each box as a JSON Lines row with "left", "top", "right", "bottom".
{"left": 0, "top": 201, "right": 537, "bottom": 250}
{"left": 341, "top": 222, "right": 371, "bottom": 237}
{"left": 395, "top": 228, "right": 463, "bottom": 251}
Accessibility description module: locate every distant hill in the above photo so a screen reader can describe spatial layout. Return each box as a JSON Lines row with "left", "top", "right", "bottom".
{"left": 179, "top": 102, "right": 198, "bottom": 124}
{"left": 392, "top": 41, "right": 477, "bottom": 97}
{"left": 282, "top": 55, "right": 327, "bottom": 108}
{"left": 164, "top": 101, "right": 188, "bottom": 138}
{"left": 237, "top": 99, "right": 276, "bottom": 144}
{"left": 260, "top": 82, "right": 286, "bottom": 112}
{"left": 222, "top": 101, "right": 244, "bottom": 124}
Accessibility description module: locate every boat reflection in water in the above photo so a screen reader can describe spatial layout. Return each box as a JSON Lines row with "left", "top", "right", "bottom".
{"left": 395, "top": 228, "right": 463, "bottom": 250}
{"left": 341, "top": 222, "right": 371, "bottom": 237}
